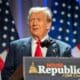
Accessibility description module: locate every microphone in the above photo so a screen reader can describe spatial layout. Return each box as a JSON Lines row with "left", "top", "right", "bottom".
{"left": 41, "top": 39, "right": 55, "bottom": 48}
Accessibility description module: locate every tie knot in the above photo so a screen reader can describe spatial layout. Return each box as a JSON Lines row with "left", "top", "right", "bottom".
{"left": 36, "top": 40, "right": 41, "bottom": 45}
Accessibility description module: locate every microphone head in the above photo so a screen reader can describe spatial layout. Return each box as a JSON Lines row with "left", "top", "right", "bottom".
{"left": 41, "top": 39, "right": 55, "bottom": 48}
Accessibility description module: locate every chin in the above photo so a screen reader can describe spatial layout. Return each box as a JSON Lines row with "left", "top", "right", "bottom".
{"left": 33, "top": 34, "right": 40, "bottom": 39}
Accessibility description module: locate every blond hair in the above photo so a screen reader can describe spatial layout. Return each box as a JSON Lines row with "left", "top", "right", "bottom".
{"left": 28, "top": 7, "right": 52, "bottom": 22}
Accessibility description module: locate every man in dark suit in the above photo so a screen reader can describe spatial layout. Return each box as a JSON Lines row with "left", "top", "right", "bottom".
{"left": 1, "top": 7, "right": 71, "bottom": 80}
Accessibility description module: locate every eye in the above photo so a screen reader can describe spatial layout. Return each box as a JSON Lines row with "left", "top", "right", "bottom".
{"left": 29, "top": 18, "right": 34, "bottom": 22}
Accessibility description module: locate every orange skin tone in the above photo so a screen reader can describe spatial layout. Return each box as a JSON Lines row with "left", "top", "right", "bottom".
{"left": 28, "top": 12, "right": 51, "bottom": 40}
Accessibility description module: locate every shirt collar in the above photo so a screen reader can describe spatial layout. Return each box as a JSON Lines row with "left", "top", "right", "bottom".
{"left": 32, "top": 35, "right": 49, "bottom": 43}
{"left": 41, "top": 35, "right": 49, "bottom": 42}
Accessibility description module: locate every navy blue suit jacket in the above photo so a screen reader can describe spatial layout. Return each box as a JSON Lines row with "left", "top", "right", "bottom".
{"left": 1, "top": 37, "right": 71, "bottom": 80}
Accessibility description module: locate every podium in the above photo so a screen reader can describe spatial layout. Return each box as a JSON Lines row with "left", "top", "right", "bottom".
{"left": 9, "top": 64, "right": 23, "bottom": 80}
{"left": 9, "top": 57, "right": 80, "bottom": 80}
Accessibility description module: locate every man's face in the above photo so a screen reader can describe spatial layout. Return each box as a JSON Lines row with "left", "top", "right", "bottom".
{"left": 28, "top": 12, "right": 51, "bottom": 39}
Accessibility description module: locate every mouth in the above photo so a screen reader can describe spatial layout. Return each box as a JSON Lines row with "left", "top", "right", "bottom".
{"left": 32, "top": 27, "right": 39, "bottom": 31}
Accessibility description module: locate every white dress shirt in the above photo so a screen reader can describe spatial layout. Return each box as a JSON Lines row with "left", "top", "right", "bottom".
{"left": 31, "top": 35, "right": 49, "bottom": 57}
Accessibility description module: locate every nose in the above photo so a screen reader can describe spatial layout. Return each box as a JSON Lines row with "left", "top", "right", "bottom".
{"left": 33, "top": 19, "right": 37, "bottom": 25}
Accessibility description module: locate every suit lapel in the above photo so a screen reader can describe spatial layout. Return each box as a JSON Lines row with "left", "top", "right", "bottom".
{"left": 21, "top": 38, "right": 32, "bottom": 57}
{"left": 26, "top": 38, "right": 32, "bottom": 56}
{"left": 46, "top": 38, "right": 60, "bottom": 57}
{"left": 46, "top": 46, "right": 57, "bottom": 57}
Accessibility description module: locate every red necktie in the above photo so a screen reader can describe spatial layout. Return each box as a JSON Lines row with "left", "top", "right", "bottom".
{"left": 34, "top": 40, "right": 42, "bottom": 57}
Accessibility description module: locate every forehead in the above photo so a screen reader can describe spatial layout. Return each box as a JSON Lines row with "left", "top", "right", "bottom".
{"left": 30, "top": 12, "right": 47, "bottom": 18}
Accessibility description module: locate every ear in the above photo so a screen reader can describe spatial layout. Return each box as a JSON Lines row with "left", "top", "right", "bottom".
{"left": 27, "top": 19, "right": 29, "bottom": 25}
{"left": 46, "top": 22, "right": 52, "bottom": 30}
